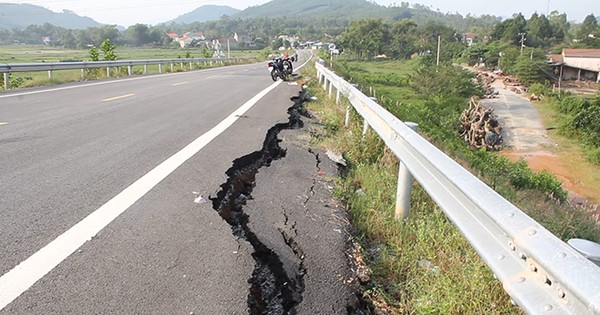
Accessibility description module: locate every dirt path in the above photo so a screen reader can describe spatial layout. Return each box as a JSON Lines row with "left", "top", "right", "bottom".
{"left": 480, "top": 77, "right": 597, "bottom": 207}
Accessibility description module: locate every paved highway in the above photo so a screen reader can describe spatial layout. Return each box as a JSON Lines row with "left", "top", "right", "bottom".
{"left": 0, "top": 54, "right": 357, "bottom": 314}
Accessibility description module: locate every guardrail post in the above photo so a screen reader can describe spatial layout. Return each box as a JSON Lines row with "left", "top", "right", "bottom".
{"left": 144, "top": 65, "right": 148, "bottom": 74}
{"left": 106, "top": 67, "right": 110, "bottom": 78}
{"left": 171, "top": 63, "right": 174, "bottom": 72}
{"left": 127, "top": 66, "right": 132, "bottom": 76}
{"left": 323, "top": 78, "right": 328, "bottom": 91}
{"left": 3, "top": 73, "right": 10, "bottom": 90}
{"left": 158, "top": 64, "right": 163, "bottom": 73}
{"left": 362, "top": 118, "right": 370, "bottom": 138}
{"left": 180, "top": 62, "right": 184, "bottom": 70}
{"left": 395, "top": 122, "right": 419, "bottom": 220}
{"left": 47, "top": 70, "right": 52, "bottom": 79}
{"left": 328, "top": 81, "right": 334, "bottom": 97}
{"left": 189, "top": 62, "right": 193, "bottom": 70}
{"left": 336, "top": 89, "right": 341, "bottom": 105}
{"left": 345, "top": 104, "right": 351, "bottom": 128}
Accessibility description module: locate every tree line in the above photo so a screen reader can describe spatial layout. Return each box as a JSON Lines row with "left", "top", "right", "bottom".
{"left": 337, "top": 12, "right": 599, "bottom": 84}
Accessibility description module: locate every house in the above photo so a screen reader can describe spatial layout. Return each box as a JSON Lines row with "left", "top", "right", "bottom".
{"left": 168, "top": 32, "right": 206, "bottom": 48}
{"left": 41, "top": 36, "right": 51, "bottom": 45}
{"left": 463, "top": 33, "right": 477, "bottom": 47}
{"left": 550, "top": 48, "right": 600, "bottom": 82}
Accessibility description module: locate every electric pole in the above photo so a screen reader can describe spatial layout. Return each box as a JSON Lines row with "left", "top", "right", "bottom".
{"left": 518, "top": 32, "right": 526, "bottom": 54}
{"left": 436, "top": 35, "right": 441, "bottom": 66}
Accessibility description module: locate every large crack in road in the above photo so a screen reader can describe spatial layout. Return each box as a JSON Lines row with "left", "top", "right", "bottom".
{"left": 210, "top": 91, "right": 311, "bottom": 315}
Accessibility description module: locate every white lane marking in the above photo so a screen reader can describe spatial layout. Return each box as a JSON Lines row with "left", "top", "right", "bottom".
{"left": 102, "top": 94, "right": 134, "bottom": 102}
{"left": 0, "top": 64, "right": 251, "bottom": 99}
{"left": 0, "top": 79, "right": 283, "bottom": 310}
{"left": 172, "top": 82, "right": 189, "bottom": 86}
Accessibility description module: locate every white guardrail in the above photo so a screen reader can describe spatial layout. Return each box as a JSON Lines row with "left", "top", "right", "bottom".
{"left": 0, "top": 57, "right": 254, "bottom": 90}
{"left": 315, "top": 61, "right": 600, "bottom": 315}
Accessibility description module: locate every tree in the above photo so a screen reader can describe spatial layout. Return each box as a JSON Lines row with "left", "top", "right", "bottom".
{"left": 577, "top": 14, "right": 599, "bottom": 40}
{"left": 100, "top": 39, "right": 117, "bottom": 61}
{"left": 60, "top": 30, "right": 77, "bottom": 49}
{"left": 126, "top": 24, "right": 152, "bottom": 46}
{"left": 526, "top": 13, "right": 552, "bottom": 47}
{"left": 388, "top": 19, "right": 417, "bottom": 59}
{"left": 548, "top": 11, "right": 569, "bottom": 44}
{"left": 491, "top": 13, "right": 527, "bottom": 45}
{"left": 271, "top": 37, "right": 283, "bottom": 50}
{"left": 338, "top": 19, "right": 389, "bottom": 59}
{"left": 576, "top": 14, "right": 600, "bottom": 47}
{"left": 512, "top": 48, "right": 550, "bottom": 85}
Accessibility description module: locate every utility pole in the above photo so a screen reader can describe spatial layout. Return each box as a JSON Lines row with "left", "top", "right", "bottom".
{"left": 436, "top": 35, "right": 441, "bottom": 66}
{"left": 518, "top": 32, "right": 526, "bottom": 54}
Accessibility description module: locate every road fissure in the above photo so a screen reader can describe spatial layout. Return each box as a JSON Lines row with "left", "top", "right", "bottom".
{"left": 210, "top": 91, "right": 311, "bottom": 314}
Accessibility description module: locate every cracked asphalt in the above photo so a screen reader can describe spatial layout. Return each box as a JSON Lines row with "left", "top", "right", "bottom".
{"left": 245, "top": 122, "right": 359, "bottom": 314}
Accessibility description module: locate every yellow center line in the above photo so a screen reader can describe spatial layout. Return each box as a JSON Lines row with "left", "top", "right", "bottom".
{"left": 0, "top": 122, "right": 8, "bottom": 126}
{"left": 102, "top": 94, "right": 135, "bottom": 102}
{"left": 172, "top": 82, "right": 189, "bottom": 86}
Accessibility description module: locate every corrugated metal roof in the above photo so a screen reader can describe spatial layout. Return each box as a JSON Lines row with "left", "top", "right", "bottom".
{"left": 563, "top": 49, "right": 600, "bottom": 58}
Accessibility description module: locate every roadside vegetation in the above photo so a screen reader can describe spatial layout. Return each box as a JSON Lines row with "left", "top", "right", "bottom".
{"left": 303, "top": 54, "right": 600, "bottom": 313}
{"left": 0, "top": 44, "right": 267, "bottom": 89}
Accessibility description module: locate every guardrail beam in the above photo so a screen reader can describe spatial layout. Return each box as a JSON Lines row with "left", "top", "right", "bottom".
{"left": 315, "top": 61, "right": 600, "bottom": 315}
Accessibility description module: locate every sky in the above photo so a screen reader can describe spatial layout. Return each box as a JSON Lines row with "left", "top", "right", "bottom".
{"left": 1, "top": 0, "right": 598, "bottom": 27}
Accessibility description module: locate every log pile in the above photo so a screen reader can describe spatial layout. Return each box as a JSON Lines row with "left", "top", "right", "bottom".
{"left": 477, "top": 72, "right": 499, "bottom": 98}
{"left": 503, "top": 77, "right": 527, "bottom": 94}
{"left": 460, "top": 97, "right": 503, "bottom": 150}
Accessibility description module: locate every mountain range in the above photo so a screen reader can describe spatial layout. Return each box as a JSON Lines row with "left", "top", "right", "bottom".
{"left": 166, "top": 5, "right": 241, "bottom": 25}
{"left": 0, "top": 3, "right": 103, "bottom": 29}
{"left": 0, "top": 0, "right": 500, "bottom": 30}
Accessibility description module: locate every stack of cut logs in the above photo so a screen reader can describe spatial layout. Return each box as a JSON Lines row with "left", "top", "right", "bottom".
{"left": 460, "top": 97, "right": 503, "bottom": 150}
{"left": 503, "top": 77, "right": 526, "bottom": 94}
{"left": 477, "top": 72, "right": 499, "bottom": 98}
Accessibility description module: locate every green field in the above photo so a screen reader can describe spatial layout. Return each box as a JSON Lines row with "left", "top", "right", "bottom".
{"left": 0, "top": 45, "right": 264, "bottom": 63}
{"left": 0, "top": 45, "right": 267, "bottom": 89}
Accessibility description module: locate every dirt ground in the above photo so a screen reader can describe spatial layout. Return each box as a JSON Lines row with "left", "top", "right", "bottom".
{"left": 479, "top": 74, "right": 599, "bottom": 218}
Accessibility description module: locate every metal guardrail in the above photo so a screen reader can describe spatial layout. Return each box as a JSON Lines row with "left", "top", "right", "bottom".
{"left": 315, "top": 62, "right": 600, "bottom": 315}
{"left": 0, "top": 57, "right": 255, "bottom": 90}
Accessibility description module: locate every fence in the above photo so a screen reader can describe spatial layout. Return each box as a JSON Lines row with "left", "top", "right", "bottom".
{"left": 0, "top": 57, "right": 255, "bottom": 90}
{"left": 315, "top": 61, "right": 600, "bottom": 315}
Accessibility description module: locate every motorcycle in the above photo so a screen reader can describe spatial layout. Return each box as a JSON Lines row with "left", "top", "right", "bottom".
{"left": 268, "top": 57, "right": 288, "bottom": 81}
{"left": 282, "top": 57, "right": 293, "bottom": 76}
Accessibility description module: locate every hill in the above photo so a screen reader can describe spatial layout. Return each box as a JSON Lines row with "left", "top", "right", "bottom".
{"left": 0, "top": 3, "right": 103, "bottom": 30}
{"left": 167, "top": 5, "right": 240, "bottom": 24}
{"left": 234, "top": 0, "right": 384, "bottom": 19}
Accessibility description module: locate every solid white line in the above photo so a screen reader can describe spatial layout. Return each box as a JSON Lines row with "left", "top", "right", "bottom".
{"left": 0, "top": 79, "right": 282, "bottom": 310}
{"left": 0, "top": 63, "right": 257, "bottom": 99}
{"left": 171, "top": 82, "right": 189, "bottom": 86}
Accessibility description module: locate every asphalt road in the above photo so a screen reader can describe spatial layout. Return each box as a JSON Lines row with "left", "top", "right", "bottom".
{"left": 481, "top": 78, "right": 552, "bottom": 151}
{"left": 0, "top": 52, "right": 358, "bottom": 314}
